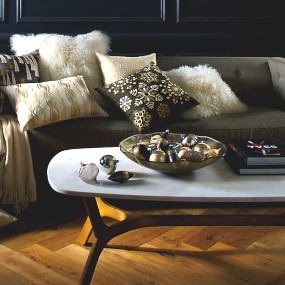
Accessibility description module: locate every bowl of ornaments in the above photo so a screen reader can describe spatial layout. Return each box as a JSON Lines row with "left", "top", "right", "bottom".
{"left": 119, "top": 129, "right": 227, "bottom": 173}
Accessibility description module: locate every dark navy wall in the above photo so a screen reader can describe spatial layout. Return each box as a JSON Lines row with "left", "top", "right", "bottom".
{"left": 1, "top": 0, "right": 285, "bottom": 55}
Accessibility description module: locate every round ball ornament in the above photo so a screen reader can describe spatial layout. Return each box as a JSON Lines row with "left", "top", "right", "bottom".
{"left": 149, "top": 149, "right": 167, "bottom": 162}
{"left": 193, "top": 142, "right": 211, "bottom": 155}
{"left": 182, "top": 133, "right": 198, "bottom": 147}
{"left": 99, "top": 155, "right": 119, "bottom": 174}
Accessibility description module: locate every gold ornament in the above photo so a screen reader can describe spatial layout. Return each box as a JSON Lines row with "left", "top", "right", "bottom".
{"left": 149, "top": 149, "right": 167, "bottom": 162}
{"left": 108, "top": 171, "right": 134, "bottom": 183}
{"left": 193, "top": 142, "right": 211, "bottom": 155}
{"left": 132, "top": 144, "right": 150, "bottom": 160}
{"left": 183, "top": 150, "right": 205, "bottom": 162}
{"left": 177, "top": 147, "right": 191, "bottom": 159}
{"left": 205, "top": 148, "right": 221, "bottom": 158}
{"left": 150, "top": 134, "right": 161, "bottom": 144}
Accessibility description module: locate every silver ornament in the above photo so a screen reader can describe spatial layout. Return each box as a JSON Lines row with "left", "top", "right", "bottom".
{"left": 182, "top": 133, "right": 198, "bottom": 147}
{"left": 79, "top": 162, "right": 99, "bottom": 183}
{"left": 99, "top": 155, "right": 119, "bottom": 174}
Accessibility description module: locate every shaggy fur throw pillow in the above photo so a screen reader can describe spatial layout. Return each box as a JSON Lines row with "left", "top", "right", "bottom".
{"left": 10, "top": 30, "right": 110, "bottom": 116}
{"left": 164, "top": 65, "right": 248, "bottom": 120}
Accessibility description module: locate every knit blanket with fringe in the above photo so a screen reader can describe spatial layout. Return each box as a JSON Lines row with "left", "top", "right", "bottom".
{"left": 0, "top": 114, "right": 36, "bottom": 214}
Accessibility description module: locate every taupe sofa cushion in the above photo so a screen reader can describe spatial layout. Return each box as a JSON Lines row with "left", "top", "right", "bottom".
{"left": 169, "top": 107, "right": 285, "bottom": 143}
{"left": 157, "top": 56, "right": 275, "bottom": 106}
{"left": 268, "top": 57, "right": 285, "bottom": 105}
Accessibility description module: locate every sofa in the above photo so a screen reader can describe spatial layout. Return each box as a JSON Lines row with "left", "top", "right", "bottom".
{"left": 21, "top": 55, "right": 284, "bottom": 208}
{"left": 1, "top": 35, "right": 285, "bottom": 217}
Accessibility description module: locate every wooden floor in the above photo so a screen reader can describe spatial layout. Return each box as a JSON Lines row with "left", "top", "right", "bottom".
{"left": 1, "top": 201, "right": 285, "bottom": 285}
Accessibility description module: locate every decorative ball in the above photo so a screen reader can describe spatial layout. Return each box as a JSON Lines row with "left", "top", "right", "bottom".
{"left": 99, "top": 155, "right": 119, "bottom": 174}
{"left": 150, "top": 134, "right": 161, "bottom": 144}
{"left": 182, "top": 133, "right": 198, "bottom": 147}
{"left": 193, "top": 142, "right": 211, "bottom": 155}
{"left": 132, "top": 144, "right": 150, "bottom": 160}
{"left": 149, "top": 149, "right": 166, "bottom": 162}
{"left": 79, "top": 162, "right": 99, "bottom": 183}
{"left": 177, "top": 147, "right": 191, "bottom": 159}
{"left": 183, "top": 150, "right": 205, "bottom": 162}
{"left": 108, "top": 171, "right": 134, "bottom": 183}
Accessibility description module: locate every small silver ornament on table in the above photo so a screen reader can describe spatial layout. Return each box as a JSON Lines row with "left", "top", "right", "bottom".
{"left": 99, "top": 155, "right": 119, "bottom": 175}
{"left": 79, "top": 162, "right": 99, "bottom": 183}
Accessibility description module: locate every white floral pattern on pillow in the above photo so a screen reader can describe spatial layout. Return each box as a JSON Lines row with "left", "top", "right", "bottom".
{"left": 97, "top": 62, "right": 198, "bottom": 132}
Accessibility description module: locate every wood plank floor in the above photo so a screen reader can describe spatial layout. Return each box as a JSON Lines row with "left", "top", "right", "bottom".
{"left": 1, "top": 201, "right": 285, "bottom": 285}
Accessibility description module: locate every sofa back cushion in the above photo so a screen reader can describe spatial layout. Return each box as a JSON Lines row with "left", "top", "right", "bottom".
{"left": 157, "top": 56, "right": 274, "bottom": 107}
{"left": 268, "top": 57, "right": 285, "bottom": 107}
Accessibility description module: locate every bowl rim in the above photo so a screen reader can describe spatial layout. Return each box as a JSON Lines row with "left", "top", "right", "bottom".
{"left": 119, "top": 132, "right": 227, "bottom": 157}
{"left": 119, "top": 132, "right": 227, "bottom": 173}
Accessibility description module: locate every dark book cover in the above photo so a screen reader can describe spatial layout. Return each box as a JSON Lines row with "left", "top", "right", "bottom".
{"left": 229, "top": 139, "right": 285, "bottom": 166}
{"left": 225, "top": 147, "right": 285, "bottom": 175}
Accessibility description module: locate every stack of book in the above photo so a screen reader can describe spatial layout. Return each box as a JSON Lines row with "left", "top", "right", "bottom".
{"left": 224, "top": 139, "right": 285, "bottom": 175}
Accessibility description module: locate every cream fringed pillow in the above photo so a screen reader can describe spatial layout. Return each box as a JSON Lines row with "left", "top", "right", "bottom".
{"left": 1, "top": 75, "right": 108, "bottom": 131}
{"left": 96, "top": 52, "right": 157, "bottom": 85}
{"left": 164, "top": 65, "right": 248, "bottom": 120}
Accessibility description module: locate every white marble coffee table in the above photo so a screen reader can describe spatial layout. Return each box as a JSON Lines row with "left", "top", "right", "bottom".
{"left": 47, "top": 147, "right": 285, "bottom": 284}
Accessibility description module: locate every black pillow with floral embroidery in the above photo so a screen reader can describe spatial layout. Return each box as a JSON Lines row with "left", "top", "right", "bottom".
{"left": 96, "top": 62, "right": 198, "bottom": 132}
{"left": 0, "top": 50, "right": 40, "bottom": 114}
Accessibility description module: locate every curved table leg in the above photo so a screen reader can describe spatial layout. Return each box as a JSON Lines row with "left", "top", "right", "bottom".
{"left": 77, "top": 197, "right": 128, "bottom": 246}
{"left": 79, "top": 197, "right": 131, "bottom": 284}
{"left": 79, "top": 197, "right": 285, "bottom": 284}
{"left": 80, "top": 235, "right": 108, "bottom": 285}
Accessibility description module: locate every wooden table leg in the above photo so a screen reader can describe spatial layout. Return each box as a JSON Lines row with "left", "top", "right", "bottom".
{"left": 79, "top": 197, "right": 130, "bottom": 284}
{"left": 77, "top": 198, "right": 128, "bottom": 246}
{"left": 79, "top": 197, "right": 285, "bottom": 284}
{"left": 76, "top": 217, "right": 92, "bottom": 246}
{"left": 79, "top": 197, "right": 109, "bottom": 284}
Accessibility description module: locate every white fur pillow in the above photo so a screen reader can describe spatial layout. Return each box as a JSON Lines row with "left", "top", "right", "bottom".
{"left": 10, "top": 30, "right": 110, "bottom": 115}
{"left": 164, "top": 65, "right": 248, "bottom": 120}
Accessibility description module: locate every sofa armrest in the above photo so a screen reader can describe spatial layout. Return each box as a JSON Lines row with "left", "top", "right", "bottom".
{"left": 268, "top": 57, "right": 285, "bottom": 107}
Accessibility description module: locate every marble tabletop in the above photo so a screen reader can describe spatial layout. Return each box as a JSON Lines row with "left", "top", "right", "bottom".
{"left": 47, "top": 147, "right": 285, "bottom": 202}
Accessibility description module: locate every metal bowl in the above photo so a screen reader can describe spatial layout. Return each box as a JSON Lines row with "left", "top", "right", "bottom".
{"left": 119, "top": 132, "right": 227, "bottom": 173}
